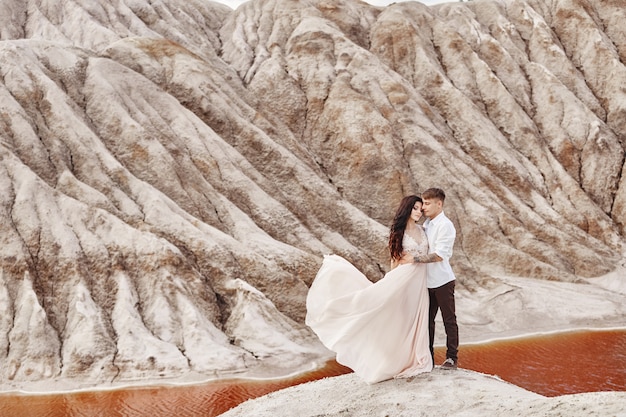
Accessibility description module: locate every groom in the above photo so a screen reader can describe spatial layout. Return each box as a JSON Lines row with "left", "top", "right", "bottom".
{"left": 408, "top": 188, "right": 459, "bottom": 370}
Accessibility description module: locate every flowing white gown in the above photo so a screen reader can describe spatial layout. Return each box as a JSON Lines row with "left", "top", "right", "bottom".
{"left": 305, "top": 229, "right": 433, "bottom": 384}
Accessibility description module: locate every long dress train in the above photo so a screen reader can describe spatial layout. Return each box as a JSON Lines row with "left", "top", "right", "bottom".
{"left": 305, "top": 232, "right": 432, "bottom": 384}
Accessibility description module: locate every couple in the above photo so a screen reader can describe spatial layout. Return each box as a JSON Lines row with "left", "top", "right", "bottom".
{"left": 305, "top": 188, "right": 458, "bottom": 384}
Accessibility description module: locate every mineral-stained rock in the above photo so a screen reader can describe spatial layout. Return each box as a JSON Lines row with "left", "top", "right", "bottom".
{"left": 0, "top": 0, "right": 624, "bottom": 387}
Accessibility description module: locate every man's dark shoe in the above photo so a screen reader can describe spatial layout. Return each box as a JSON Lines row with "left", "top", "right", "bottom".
{"left": 441, "top": 358, "right": 457, "bottom": 370}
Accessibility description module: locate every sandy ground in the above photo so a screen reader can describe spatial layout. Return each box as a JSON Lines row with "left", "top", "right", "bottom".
{"left": 218, "top": 368, "right": 626, "bottom": 417}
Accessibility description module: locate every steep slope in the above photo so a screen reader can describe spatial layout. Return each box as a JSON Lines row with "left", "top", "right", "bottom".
{"left": 0, "top": 0, "right": 624, "bottom": 387}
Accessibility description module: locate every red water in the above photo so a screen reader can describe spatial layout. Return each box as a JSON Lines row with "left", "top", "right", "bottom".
{"left": 442, "top": 329, "right": 626, "bottom": 397}
{"left": 0, "top": 361, "right": 352, "bottom": 417}
{"left": 0, "top": 329, "right": 624, "bottom": 416}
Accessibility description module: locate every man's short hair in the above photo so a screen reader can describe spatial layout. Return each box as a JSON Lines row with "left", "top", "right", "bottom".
{"left": 421, "top": 188, "right": 446, "bottom": 202}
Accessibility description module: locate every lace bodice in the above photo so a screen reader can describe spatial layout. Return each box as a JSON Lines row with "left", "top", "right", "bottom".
{"left": 403, "top": 227, "right": 429, "bottom": 257}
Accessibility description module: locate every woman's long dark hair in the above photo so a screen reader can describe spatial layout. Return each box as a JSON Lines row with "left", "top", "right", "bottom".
{"left": 389, "top": 195, "right": 422, "bottom": 260}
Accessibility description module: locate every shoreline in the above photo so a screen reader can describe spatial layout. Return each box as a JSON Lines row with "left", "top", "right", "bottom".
{"left": 2, "top": 325, "right": 624, "bottom": 397}
{"left": 457, "top": 325, "right": 626, "bottom": 345}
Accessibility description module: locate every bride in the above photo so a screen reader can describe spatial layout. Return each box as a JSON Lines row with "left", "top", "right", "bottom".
{"left": 306, "top": 195, "right": 432, "bottom": 384}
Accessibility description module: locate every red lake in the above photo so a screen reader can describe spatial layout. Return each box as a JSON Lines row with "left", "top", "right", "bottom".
{"left": 0, "top": 329, "right": 624, "bottom": 417}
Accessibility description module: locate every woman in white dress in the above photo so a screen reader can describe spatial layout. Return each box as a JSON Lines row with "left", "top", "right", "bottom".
{"left": 306, "top": 195, "right": 433, "bottom": 384}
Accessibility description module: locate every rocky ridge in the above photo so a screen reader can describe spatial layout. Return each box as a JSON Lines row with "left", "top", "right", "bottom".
{"left": 0, "top": 0, "right": 625, "bottom": 387}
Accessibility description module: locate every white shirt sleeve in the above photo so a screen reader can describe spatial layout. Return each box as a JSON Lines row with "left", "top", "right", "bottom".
{"left": 425, "top": 213, "right": 456, "bottom": 288}
{"left": 431, "top": 220, "right": 455, "bottom": 261}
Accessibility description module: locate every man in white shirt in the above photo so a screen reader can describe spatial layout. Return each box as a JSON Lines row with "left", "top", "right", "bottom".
{"left": 411, "top": 188, "right": 458, "bottom": 370}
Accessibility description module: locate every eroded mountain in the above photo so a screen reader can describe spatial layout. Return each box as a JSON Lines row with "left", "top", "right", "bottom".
{"left": 0, "top": 0, "right": 624, "bottom": 386}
